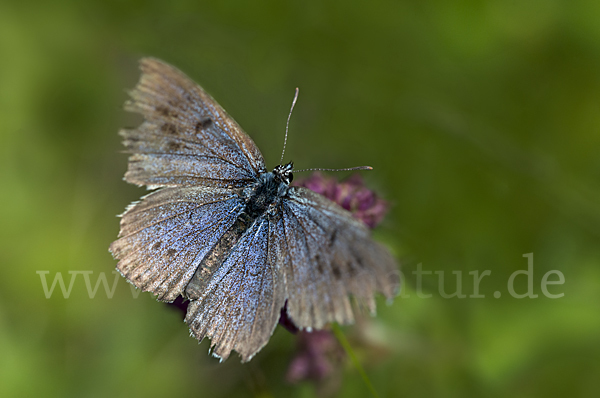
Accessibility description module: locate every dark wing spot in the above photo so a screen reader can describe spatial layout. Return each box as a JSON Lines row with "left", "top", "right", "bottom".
{"left": 356, "top": 257, "right": 365, "bottom": 269}
{"left": 160, "top": 123, "right": 178, "bottom": 135}
{"left": 155, "top": 106, "right": 174, "bottom": 117}
{"left": 182, "top": 93, "right": 193, "bottom": 103}
{"left": 166, "top": 141, "right": 183, "bottom": 151}
{"left": 315, "top": 254, "right": 324, "bottom": 274}
{"left": 327, "top": 229, "right": 338, "bottom": 248}
{"left": 347, "top": 261, "right": 356, "bottom": 276}
{"left": 195, "top": 118, "right": 212, "bottom": 131}
{"left": 151, "top": 241, "right": 162, "bottom": 251}
{"left": 332, "top": 263, "right": 342, "bottom": 279}
{"left": 167, "top": 99, "right": 181, "bottom": 108}
{"left": 166, "top": 248, "right": 177, "bottom": 257}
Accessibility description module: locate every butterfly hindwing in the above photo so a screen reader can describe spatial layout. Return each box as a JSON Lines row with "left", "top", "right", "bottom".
{"left": 122, "top": 58, "right": 266, "bottom": 188}
{"left": 185, "top": 218, "right": 285, "bottom": 362}
{"left": 110, "top": 186, "right": 244, "bottom": 302}
{"left": 276, "top": 187, "right": 400, "bottom": 330}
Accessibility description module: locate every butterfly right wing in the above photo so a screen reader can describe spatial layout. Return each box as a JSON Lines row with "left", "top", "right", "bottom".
{"left": 273, "top": 187, "right": 399, "bottom": 330}
{"left": 109, "top": 186, "right": 245, "bottom": 302}
{"left": 122, "top": 58, "right": 266, "bottom": 189}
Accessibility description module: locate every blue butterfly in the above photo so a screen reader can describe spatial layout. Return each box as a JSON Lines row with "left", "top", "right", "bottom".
{"left": 110, "top": 58, "right": 399, "bottom": 362}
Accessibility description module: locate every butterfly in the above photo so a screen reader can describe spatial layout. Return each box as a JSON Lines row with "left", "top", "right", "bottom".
{"left": 109, "top": 58, "right": 400, "bottom": 362}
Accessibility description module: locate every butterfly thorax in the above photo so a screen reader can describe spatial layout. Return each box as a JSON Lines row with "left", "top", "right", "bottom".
{"left": 243, "top": 163, "right": 292, "bottom": 218}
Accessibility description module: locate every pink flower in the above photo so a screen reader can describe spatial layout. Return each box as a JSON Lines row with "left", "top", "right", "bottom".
{"left": 294, "top": 172, "right": 389, "bottom": 228}
{"left": 286, "top": 330, "right": 344, "bottom": 383}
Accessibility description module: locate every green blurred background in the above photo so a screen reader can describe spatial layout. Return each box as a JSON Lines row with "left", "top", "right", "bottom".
{"left": 1, "top": 1, "right": 600, "bottom": 397}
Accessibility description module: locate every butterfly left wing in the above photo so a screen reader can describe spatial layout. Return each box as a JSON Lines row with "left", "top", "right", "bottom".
{"left": 272, "top": 187, "right": 400, "bottom": 330}
{"left": 185, "top": 218, "right": 285, "bottom": 362}
{"left": 122, "top": 58, "right": 266, "bottom": 189}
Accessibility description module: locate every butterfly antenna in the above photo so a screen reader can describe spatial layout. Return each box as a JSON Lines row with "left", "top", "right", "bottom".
{"left": 294, "top": 166, "right": 373, "bottom": 172}
{"left": 280, "top": 87, "right": 299, "bottom": 165}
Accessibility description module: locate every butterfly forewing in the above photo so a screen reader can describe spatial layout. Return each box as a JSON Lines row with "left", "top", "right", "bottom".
{"left": 121, "top": 58, "right": 266, "bottom": 188}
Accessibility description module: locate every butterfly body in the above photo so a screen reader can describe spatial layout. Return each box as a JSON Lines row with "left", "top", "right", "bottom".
{"left": 243, "top": 163, "right": 292, "bottom": 218}
{"left": 110, "top": 58, "right": 399, "bottom": 362}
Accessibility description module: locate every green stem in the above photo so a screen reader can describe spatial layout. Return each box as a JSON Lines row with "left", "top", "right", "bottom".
{"left": 331, "top": 323, "right": 380, "bottom": 398}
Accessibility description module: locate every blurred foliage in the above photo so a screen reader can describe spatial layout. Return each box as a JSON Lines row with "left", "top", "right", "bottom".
{"left": 1, "top": 0, "right": 600, "bottom": 397}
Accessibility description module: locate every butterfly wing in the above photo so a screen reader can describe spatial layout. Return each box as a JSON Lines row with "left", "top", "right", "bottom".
{"left": 185, "top": 217, "right": 285, "bottom": 362}
{"left": 122, "top": 58, "right": 266, "bottom": 188}
{"left": 273, "top": 187, "right": 399, "bottom": 330}
{"left": 109, "top": 186, "right": 245, "bottom": 302}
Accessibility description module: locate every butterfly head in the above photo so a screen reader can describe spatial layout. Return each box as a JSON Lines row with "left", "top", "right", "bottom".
{"left": 273, "top": 161, "right": 294, "bottom": 185}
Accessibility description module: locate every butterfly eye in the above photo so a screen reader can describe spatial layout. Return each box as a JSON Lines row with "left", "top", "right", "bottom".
{"left": 288, "top": 173, "right": 294, "bottom": 183}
